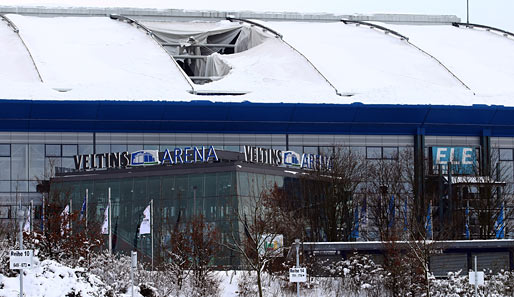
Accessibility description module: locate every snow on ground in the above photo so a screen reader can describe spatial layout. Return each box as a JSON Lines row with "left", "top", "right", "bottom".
{"left": 0, "top": 259, "right": 106, "bottom": 297}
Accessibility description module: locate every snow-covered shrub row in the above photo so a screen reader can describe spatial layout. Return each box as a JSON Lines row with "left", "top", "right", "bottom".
{"left": 431, "top": 269, "right": 514, "bottom": 297}
{"left": 0, "top": 259, "right": 109, "bottom": 297}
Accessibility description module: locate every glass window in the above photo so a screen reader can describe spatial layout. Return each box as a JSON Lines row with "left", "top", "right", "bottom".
{"left": 288, "top": 146, "right": 302, "bottom": 153}
{"left": 45, "top": 157, "right": 61, "bottom": 177}
{"left": 78, "top": 144, "right": 93, "bottom": 155}
{"left": 500, "top": 149, "right": 513, "bottom": 161}
{"left": 29, "top": 180, "right": 39, "bottom": 193}
{"left": 350, "top": 146, "right": 365, "bottom": 157}
{"left": 223, "top": 145, "right": 240, "bottom": 152}
{"left": 29, "top": 144, "right": 44, "bottom": 180}
{"left": 303, "top": 146, "right": 318, "bottom": 154}
{"left": 95, "top": 145, "right": 110, "bottom": 154}
{"left": 366, "top": 147, "right": 382, "bottom": 159}
{"left": 128, "top": 145, "right": 143, "bottom": 152}
{"left": 12, "top": 144, "right": 28, "bottom": 180}
{"left": 0, "top": 181, "right": 9, "bottom": 192}
{"left": 500, "top": 161, "right": 514, "bottom": 182}
{"left": 383, "top": 147, "right": 399, "bottom": 159}
{"left": 45, "top": 144, "right": 61, "bottom": 157}
{"left": 62, "top": 145, "right": 78, "bottom": 156}
{"left": 61, "top": 158, "right": 75, "bottom": 170}
{"left": 0, "top": 144, "right": 10, "bottom": 157}
{"left": 0, "top": 157, "right": 10, "bottom": 180}
{"left": 144, "top": 144, "right": 159, "bottom": 150}
{"left": 111, "top": 144, "right": 127, "bottom": 153}
{"left": 0, "top": 206, "right": 9, "bottom": 218}
{"left": 320, "top": 146, "right": 334, "bottom": 156}
{"left": 11, "top": 180, "right": 28, "bottom": 192}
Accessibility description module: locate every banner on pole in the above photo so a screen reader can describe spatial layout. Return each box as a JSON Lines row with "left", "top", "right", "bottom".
{"left": 139, "top": 205, "right": 151, "bottom": 235}
{"left": 101, "top": 206, "right": 109, "bottom": 235}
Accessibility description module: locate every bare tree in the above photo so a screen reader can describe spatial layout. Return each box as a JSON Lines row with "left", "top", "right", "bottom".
{"left": 299, "top": 146, "right": 365, "bottom": 242}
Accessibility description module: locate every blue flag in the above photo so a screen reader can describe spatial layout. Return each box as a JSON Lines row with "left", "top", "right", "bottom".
{"left": 79, "top": 195, "right": 87, "bottom": 220}
{"left": 361, "top": 198, "right": 367, "bottom": 226}
{"left": 388, "top": 195, "right": 395, "bottom": 227}
{"left": 495, "top": 204, "right": 505, "bottom": 239}
{"left": 403, "top": 199, "right": 408, "bottom": 231}
{"left": 465, "top": 204, "right": 470, "bottom": 239}
{"left": 351, "top": 206, "right": 359, "bottom": 240}
{"left": 426, "top": 204, "right": 432, "bottom": 239}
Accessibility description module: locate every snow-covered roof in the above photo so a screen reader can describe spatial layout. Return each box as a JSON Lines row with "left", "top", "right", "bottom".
{"left": 1, "top": 12, "right": 513, "bottom": 105}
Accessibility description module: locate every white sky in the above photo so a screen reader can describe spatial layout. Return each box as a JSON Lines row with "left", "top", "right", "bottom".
{"left": 1, "top": 0, "right": 513, "bottom": 32}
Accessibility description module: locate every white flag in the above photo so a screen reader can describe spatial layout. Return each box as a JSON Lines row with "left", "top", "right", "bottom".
{"left": 23, "top": 208, "right": 31, "bottom": 232}
{"left": 60, "top": 205, "right": 70, "bottom": 236}
{"left": 139, "top": 205, "right": 151, "bottom": 235}
{"left": 101, "top": 205, "right": 109, "bottom": 235}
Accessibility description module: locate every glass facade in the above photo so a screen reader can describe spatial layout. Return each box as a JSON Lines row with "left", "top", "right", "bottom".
{"left": 53, "top": 167, "right": 292, "bottom": 266}
{"left": 3, "top": 131, "right": 513, "bottom": 240}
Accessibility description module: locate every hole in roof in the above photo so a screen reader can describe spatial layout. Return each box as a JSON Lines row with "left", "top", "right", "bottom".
{"left": 141, "top": 21, "right": 271, "bottom": 85}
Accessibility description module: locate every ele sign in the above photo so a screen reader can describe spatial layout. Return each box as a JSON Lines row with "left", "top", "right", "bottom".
{"left": 432, "top": 147, "right": 477, "bottom": 174}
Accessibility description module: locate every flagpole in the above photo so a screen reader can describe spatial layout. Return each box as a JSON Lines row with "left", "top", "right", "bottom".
{"left": 30, "top": 200, "right": 33, "bottom": 232}
{"left": 108, "top": 187, "right": 112, "bottom": 255}
{"left": 430, "top": 201, "right": 434, "bottom": 240}
{"left": 466, "top": 200, "right": 470, "bottom": 240}
{"left": 151, "top": 198, "right": 154, "bottom": 271}
{"left": 69, "top": 198, "right": 72, "bottom": 232}
{"left": 42, "top": 193, "right": 45, "bottom": 233}
{"left": 85, "top": 188, "right": 88, "bottom": 229}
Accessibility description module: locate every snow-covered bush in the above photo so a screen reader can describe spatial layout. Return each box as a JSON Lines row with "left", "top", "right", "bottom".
{"left": 318, "top": 253, "right": 386, "bottom": 297}
{"left": 431, "top": 269, "right": 514, "bottom": 297}
{"left": 0, "top": 259, "right": 108, "bottom": 297}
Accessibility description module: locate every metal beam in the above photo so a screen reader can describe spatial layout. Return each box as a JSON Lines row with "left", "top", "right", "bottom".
{"left": 163, "top": 43, "right": 236, "bottom": 48}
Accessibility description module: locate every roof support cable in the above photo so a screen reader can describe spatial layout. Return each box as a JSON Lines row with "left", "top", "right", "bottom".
{"left": 452, "top": 22, "right": 514, "bottom": 39}
{"left": 341, "top": 19, "right": 472, "bottom": 92}
{"left": 226, "top": 16, "right": 283, "bottom": 39}
{"left": 109, "top": 14, "right": 197, "bottom": 94}
{"left": 342, "top": 19, "right": 409, "bottom": 41}
{"left": 1, "top": 14, "right": 43, "bottom": 83}
{"left": 226, "top": 16, "right": 343, "bottom": 96}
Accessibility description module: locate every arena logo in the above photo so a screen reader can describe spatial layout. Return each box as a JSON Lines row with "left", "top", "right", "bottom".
{"left": 74, "top": 146, "right": 218, "bottom": 170}
{"left": 243, "top": 146, "right": 331, "bottom": 170}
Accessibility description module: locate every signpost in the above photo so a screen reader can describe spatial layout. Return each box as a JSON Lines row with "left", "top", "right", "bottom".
{"left": 13, "top": 206, "right": 34, "bottom": 297}
{"left": 130, "top": 251, "right": 137, "bottom": 297}
{"left": 468, "top": 256, "right": 484, "bottom": 297}
{"left": 10, "top": 250, "right": 33, "bottom": 270}
{"left": 289, "top": 267, "right": 307, "bottom": 283}
{"left": 289, "top": 239, "right": 307, "bottom": 297}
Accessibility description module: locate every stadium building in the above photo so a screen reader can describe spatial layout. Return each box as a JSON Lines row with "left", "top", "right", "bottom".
{"left": 1, "top": 5, "right": 514, "bottom": 268}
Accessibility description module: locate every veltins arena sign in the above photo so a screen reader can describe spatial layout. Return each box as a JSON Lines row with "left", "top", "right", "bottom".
{"left": 243, "top": 145, "right": 331, "bottom": 170}
{"left": 73, "top": 146, "right": 219, "bottom": 171}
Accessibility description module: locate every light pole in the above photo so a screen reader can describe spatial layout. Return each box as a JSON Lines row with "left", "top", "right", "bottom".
{"left": 467, "top": 0, "right": 470, "bottom": 24}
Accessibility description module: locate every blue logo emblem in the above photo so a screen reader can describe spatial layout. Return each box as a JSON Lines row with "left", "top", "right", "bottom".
{"left": 131, "top": 150, "right": 160, "bottom": 166}
{"left": 283, "top": 151, "right": 301, "bottom": 167}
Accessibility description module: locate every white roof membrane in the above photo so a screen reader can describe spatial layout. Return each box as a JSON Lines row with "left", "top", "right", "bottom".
{"left": 4, "top": 15, "right": 193, "bottom": 100}
{"left": 0, "top": 17, "right": 40, "bottom": 83}
{"left": 0, "top": 14, "right": 512, "bottom": 106}
{"left": 381, "top": 23, "right": 514, "bottom": 96}
{"left": 265, "top": 21, "right": 481, "bottom": 104}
